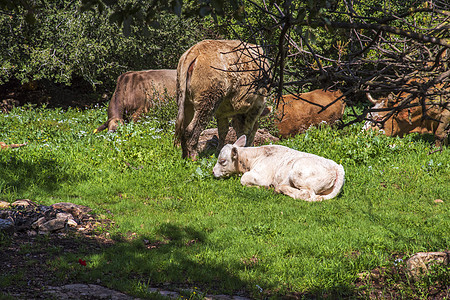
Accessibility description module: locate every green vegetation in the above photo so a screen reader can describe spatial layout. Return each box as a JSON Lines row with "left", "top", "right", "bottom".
{"left": 1, "top": 102, "right": 449, "bottom": 298}
{"left": 0, "top": 0, "right": 207, "bottom": 87}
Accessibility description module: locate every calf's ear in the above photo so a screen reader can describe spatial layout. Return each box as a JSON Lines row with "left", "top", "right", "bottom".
{"left": 231, "top": 147, "right": 238, "bottom": 160}
{"left": 234, "top": 135, "right": 247, "bottom": 147}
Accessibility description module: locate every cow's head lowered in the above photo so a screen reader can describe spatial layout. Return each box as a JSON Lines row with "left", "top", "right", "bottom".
{"left": 213, "top": 135, "right": 247, "bottom": 178}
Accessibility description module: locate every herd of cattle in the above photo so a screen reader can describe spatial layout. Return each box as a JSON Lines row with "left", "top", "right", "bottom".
{"left": 89, "top": 39, "right": 449, "bottom": 200}
{"left": 95, "top": 39, "right": 449, "bottom": 155}
{"left": 4, "top": 39, "right": 446, "bottom": 201}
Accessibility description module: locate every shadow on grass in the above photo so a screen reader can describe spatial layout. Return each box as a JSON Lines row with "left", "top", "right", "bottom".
{"left": 93, "top": 223, "right": 248, "bottom": 295}
{"left": 0, "top": 155, "right": 86, "bottom": 195}
{"left": 0, "top": 221, "right": 369, "bottom": 299}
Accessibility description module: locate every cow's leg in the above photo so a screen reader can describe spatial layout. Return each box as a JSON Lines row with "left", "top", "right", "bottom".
{"left": 232, "top": 114, "right": 258, "bottom": 145}
{"left": 435, "top": 114, "right": 449, "bottom": 148}
{"left": 232, "top": 104, "right": 264, "bottom": 147}
{"left": 108, "top": 118, "right": 124, "bottom": 132}
{"left": 184, "top": 106, "right": 216, "bottom": 159}
{"left": 273, "top": 185, "right": 322, "bottom": 202}
{"left": 217, "top": 117, "right": 229, "bottom": 151}
{"left": 179, "top": 100, "right": 195, "bottom": 158}
{"left": 131, "top": 107, "right": 144, "bottom": 122}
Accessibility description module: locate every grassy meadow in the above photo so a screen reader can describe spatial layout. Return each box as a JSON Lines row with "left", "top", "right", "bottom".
{"left": 1, "top": 102, "right": 449, "bottom": 299}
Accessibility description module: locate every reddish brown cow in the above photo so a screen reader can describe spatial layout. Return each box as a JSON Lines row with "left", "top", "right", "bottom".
{"left": 365, "top": 84, "right": 449, "bottom": 149}
{"left": 95, "top": 69, "right": 176, "bottom": 133}
{"left": 274, "top": 90, "right": 346, "bottom": 138}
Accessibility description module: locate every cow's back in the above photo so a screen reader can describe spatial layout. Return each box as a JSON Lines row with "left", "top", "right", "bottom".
{"left": 276, "top": 89, "right": 345, "bottom": 138}
{"left": 180, "top": 40, "right": 268, "bottom": 113}
{"left": 116, "top": 69, "right": 176, "bottom": 111}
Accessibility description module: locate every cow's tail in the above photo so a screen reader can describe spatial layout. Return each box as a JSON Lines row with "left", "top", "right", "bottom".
{"left": 321, "top": 164, "right": 345, "bottom": 200}
{"left": 174, "top": 50, "right": 197, "bottom": 145}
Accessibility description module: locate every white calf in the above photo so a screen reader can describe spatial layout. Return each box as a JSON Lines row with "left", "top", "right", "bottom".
{"left": 212, "top": 136, "right": 345, "bottom": 201}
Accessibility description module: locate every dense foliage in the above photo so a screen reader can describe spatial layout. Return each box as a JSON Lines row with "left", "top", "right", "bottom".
{"left": 0, "top": 0, "right": 208, "bottom": 88}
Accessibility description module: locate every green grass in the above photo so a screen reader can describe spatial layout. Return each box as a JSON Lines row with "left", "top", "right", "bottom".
{"left": 1, "top": 103, "right": 449, "bottom": 298}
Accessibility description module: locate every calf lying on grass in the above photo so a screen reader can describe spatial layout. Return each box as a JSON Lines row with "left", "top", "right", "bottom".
{"left": 213, "top": 136, "right": 345, "bottom": 201}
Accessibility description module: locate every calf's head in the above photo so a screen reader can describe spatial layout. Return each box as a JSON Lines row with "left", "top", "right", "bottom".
{"left": 213, "top": 135, "right": 247, "bottom": 178}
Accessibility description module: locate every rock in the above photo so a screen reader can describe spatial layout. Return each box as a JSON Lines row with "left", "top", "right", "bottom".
{"left": 197, "top": 127, "right": 279, "bottom": 153}
{"left": 31, "top": 217, "right": 46, "bottom": 230}
{"left": 0, "top": 201, "right": 10, "bottom": 209}
{"left": 39, "top": 218, "right": 67, "bottom": 233}
{"left": 51, "top": 202, "right": 92, "bottom": 219}
{"left": 406, "top": 251, "right": 450, "bottom": 280}
{"left": 66, "top": 219, "right": 78, "bottom": 227}
{"left": 11, "top": 199, "right": 38, "bottom": 208}
{"left": 0, "top": 218, "right": 14, "bottom": 234}
{"left": 56, "top": 212, "right": 75, "bottom": 221}
{"left": 46, "top": 284, "right": 137, "bottom": 299}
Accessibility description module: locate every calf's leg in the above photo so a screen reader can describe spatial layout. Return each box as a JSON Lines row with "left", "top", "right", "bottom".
{"left": 274, "top": 185, "right": 322, "bottom": 202}
{"left": 240, "top": 170, "right": 272, "bottom": 187}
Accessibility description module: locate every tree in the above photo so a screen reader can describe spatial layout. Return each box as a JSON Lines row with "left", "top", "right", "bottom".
{"left": 2, "top": 0, "right": 449, "bottom": 131}
{"left": 0, "top": 0, "right": 208, "bottom": 88}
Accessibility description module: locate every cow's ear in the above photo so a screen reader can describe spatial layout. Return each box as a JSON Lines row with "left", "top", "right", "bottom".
{"left": 234, "top": 135, "right": 247, "bottom": 147}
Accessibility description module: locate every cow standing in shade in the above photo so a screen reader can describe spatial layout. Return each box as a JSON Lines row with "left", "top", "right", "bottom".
{"left": 95, "top": 69, "right": 177, "bottom": 133}
{"left": 175, "top": 39, "right": 270, "bottom": 159}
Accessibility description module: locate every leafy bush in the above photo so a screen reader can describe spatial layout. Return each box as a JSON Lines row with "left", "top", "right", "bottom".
{"left": 0, "top": 0, "right": 206, "bottom": 88}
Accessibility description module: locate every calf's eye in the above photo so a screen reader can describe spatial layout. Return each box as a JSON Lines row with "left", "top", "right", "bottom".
{"left": 219, "top": 159, "right": 226, "bottom": 165}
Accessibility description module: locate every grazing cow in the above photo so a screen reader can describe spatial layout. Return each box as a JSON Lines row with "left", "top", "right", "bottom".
{"left": 365, "top": 87, "right": 449, "bottom": 149}
{"left": 213, "top": 135, "right": 345, "bottom": 201}
{"left": 95, "top": 69, "right": 176, "bottom": 133}
{"left": 175, "top": 39, "right": 270, "bottom": 159}
{"left": 0, "top": 142, "right": 27, "bottom": 150}
{"left": 274, "top": 90, "right": 346, "bottom": 138}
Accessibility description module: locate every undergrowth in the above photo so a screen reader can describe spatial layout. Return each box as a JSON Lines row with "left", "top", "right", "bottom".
{"left": 0, "top": 102, "right": 449, "bottom": 299}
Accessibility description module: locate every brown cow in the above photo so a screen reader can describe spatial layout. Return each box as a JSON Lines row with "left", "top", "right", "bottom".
{"left": 365, "top": 86, "right": 449, "bottom": 150}
{"left": 95, "top": 69, "right": 176, "bottom": 133}
{"left": 275, "top": 90, "right": 346, "bottom": 138}
{"left": 175, "top": 39, "right": 270, "bottom": 159}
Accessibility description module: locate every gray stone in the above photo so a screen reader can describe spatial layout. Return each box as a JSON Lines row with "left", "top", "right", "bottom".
{"left": 46, "top": 284, "right": 138, "bottom": 299}
{"left": 56, "top": 212, "right": 74, "bottom": 221}
{"left": 0, "top": 218, "right": 14, "bottom": 234}
{"left": 51, "top": 202, "right": 92, "bottom": 218}
{"left": 11, "top": 199, "right": 37, "bottom": 208}
{"left": 406, "top": 251, "right": 450, "bottom": 280}
{"left": 31, "top": 217, "right": 46, "bottom": 229}
{"left": 197, "top": 127, "right": 279, "bottom": 153}
{"left": 39, "top": 218, "right": 66, "bottom": 232}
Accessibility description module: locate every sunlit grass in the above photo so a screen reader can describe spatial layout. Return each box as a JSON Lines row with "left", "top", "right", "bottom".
{"left": 1, "top": 103, "right": 449, "bottom": 298}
